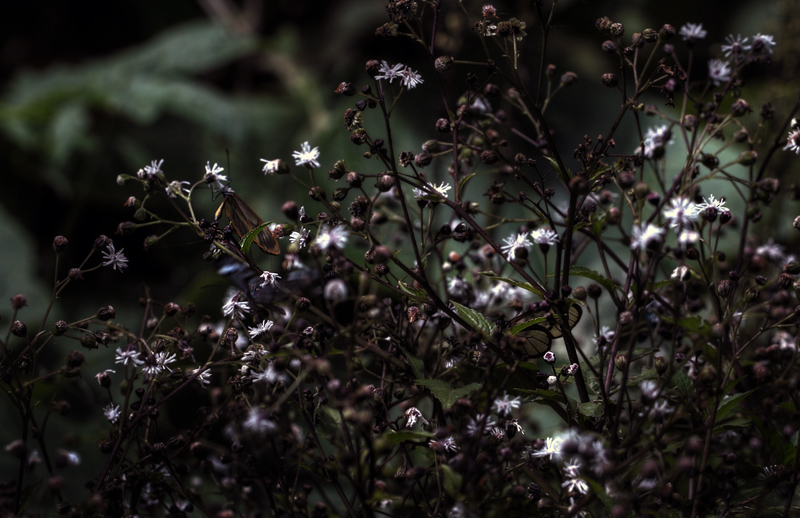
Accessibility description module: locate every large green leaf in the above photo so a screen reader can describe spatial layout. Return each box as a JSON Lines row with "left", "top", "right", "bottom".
{"left": 451, "top": 300, "right": 494, "bottom": 336}
{"left": 415, "top": 379, "right": 482, "bottom": 409}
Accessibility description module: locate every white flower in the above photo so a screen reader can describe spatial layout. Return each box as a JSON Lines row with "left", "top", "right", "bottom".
{"left": 492, "top": 392, "right": 521, "bottom": 417}
{"left": 290, "top": 228, "right": 311, "bottom": 249}
{"left": 165, "top": 180, "right": 190, "bottom": 198}
{"left": 751, "top": 33, "right": 776, "bottom": 55}
{"left": 242, "top": 407, "right": 277, "bottom": 436}
{"left": 204, "top": 162, "right": 227, "bottom": 183}
{"left": 259, "top": 271, "right": 281, "bottom": 287}
{"left": 313, "top": 225, "right": 349, "bottom": 251}
{"left": 102, "top": 243, "right": 129, "bottom": 272}
{"left": 679, "top": 23, "right": 707, "bottom": 42}
{"left": 104, "top": 404, "right": 121, "bottom": 424}
{"left": 260, "top": 159, "right": 282, "bottom": 175}
{"left": 414, "top": 181, "right": 451, "bottom": 199}
{"left": 190, "top": 368, "right": 211, "bottom": 388}
{"left": 465, "top": 413, "right": 496, "bottom": 436}
{"left": 562, "top": 477, "right": 589, "bottom": 496}
{"left": 532, "top": 436, "right": 564, "bottom": 461}
{"left": 671, "top": 265, "right": 690, "bottom": 280}
{"left": 547, "top": 375, "right": 558, "bottom": 386}
{"left": 784, "top": 130, "right": 800, "bottom": 155}
{"left": 695, "top": 194, "right": 727, "bottom": 212}
{"left": 156, "top": 351, "right": 177, "bottom": 373}
{"left": 630, "top": 223, "right": 665, "bottom": 250}
{"left": 650, "top": 400, "right": 673, "bottom": 417}
{"left": 721, "top": 34, "right": 749, "bottom": 58}
{"left": 375, "top": 61, "right": 405, "bottom": 82}
{"left": 248, "top": 320, "right": 274, "bottom": 338}
{"left": 594, "top": 326, "right": 615, "bottom": 353}
{"left": 501, "top": 233, "right": 531, "bottom": 260}
{"left": 636, "top": 124, "right": 673, "bottom": 158}
{"left": 59, "top": 450, "right": 81, "bottom": 467}
{"left": 663, "top": 197, "right": 698, "bottom": 229}
{"left": 756, "top": 239, "right": 786, "bottom": 262}
{"left": 250, "top": 361, "right": 287, "bottom": 384}
{"left": 398, "top": 67, "right": 424, "bottom": 89}
{"left": 115, "top": 347, "right": 143, "bottom": 367}
{"left": 429, "top": 436, "right": 458, "bottom": 453}
{"left": 292, "top": 141, "right": 321, "bottom": 168}
{"left": 678, "top": 230, "right": 700, "bottom": 249}
{"left": 222, "top": 291, "right": 251, "bottom": 319}
{"left": 404, "top": 407, "right": 429, "bottom": 427}
{"left": 139, "top": 159, "right": 164, "bottom": 179}
{"left": 708, "top": 59, "right": 732, "bottom": 86}
{"left": 94, "top": 369, "right": 115, "bottom": 384}
{"left": 531, "top": 228, "right": 559, "bottom": 246}
{"left": 640, "top": 380, "right": 659, "bottom": 401}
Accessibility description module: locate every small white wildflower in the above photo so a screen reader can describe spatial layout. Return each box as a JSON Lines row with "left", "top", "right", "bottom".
{"left": 204, "top": 162, "right": 227, "bottom": 183}
{"left": 102, "top": 243, "right": 129, "bottom": 272}
{"left": 94, "top": 369, "right": 115, "bottom": 384}
{"left": 242, "top": 407, "right": 277, "bottom": 436}
{"left": 750, "top": 33, "right": 776, "bottom": 55}
{"left": 429, "top": 436, "right": 459, "bottom": 453}
{"left": 156, "top": 351, "right": 177, "bottom": 373}
{"left": 292, "top": 141, "right": 321, "bottom": 168}
{"left": 671, "top": 265, "right": 691, "bottom": 280}
{"left": 630, "top": 223, "right": 665, "bottom": 250}
{"left": 248, "top": 320, "right": 274, "bottom": 338}
{"left": 650, "top": 400, "right": 673, "bottom": 417}
{"left": 679, "top": 23, "right": 707, "bottom": 42}
{"left": 636, "top": 124, "right": 673, "bottom": 158}
{"left": 289, "top": 228, "right": 311, "bottom": 249}
{"left": 222, "top": 291, "right": 251, "bottom": 319}
{"left": 413, "top": 181, "right": 452, "bottom": 199}
{"left": 721, "top": 34, "right": 749, "bottom": 58}
{"left": 543, "top": 351, "right": 556, "bottom": 363}
{"left": 404, "top": 407, "right": 429, "bottom": 427}
{"left": 563, "top": 458, "right": 582, "bottom": 478}
{"left": 531, "top": 228, "right": 559, "bottom": 246}
{"left": 260, "top": 159, "right": 282, "bottom": 175}
{"left": 547, "top": 375, "right": 558, "bottom": 386}
{"left": 501, "top": 232, "right": 532, "bottom": 260}
{"left": 140, "top": 159, "right": 164, "bottom": 179}
{"left": 398, "top": 67, "right": 424, "bottom": 89}
{"left": 784, "top": 130, "right": 800, "bottom": 155}
{"left": 678, "top": 229, "right": 700, "bottom": 249}
{"left": 251, "top": 361, "right": 287, "bottom": 384}
{"left": 104, "top": 404, "right": 121, "bottom": 424}
{"left": 59, "top": 450, "right": 81, "bottom": 467}
{"left": 313, "top": 225, "right": 349, "bottom": 251}
{"left": 663, "top": 197, "right": 698, "bottom": 229}
{"left": 708, "top": 59, "right": 732, "bottom": 86}
{"left": 532, "top": 436, "right": 564, "bottom": 461}
{"left": 594, "top": 326, "right": 615, "bottom": 352}
{"left": 165, "top": 180, "right": 190, "bottom": 198}
{"left": 492, "top": 392, "right": 521, "bottom": 417}
{"left": 259, "top": 270, "right": 281, "bottom": 287}
{"left": 640, "top": 380, "right": 659, "bottom": 401}
{"left": 190, "top": 368, "right": 211, "bottom": 388}
{"left": 563, "top": 477, "right": 589, "bottom": 495}
{"left": 375, "top": 61, "right": 405, "bottom": 83}
{"left": 115, "top": 347, "right": 143, "bottom": 367}
{"left": 465, "top": 413, "right": 496, "bottom": 436}
{"left": 756, "top": 239, "right": 786, "bottom": 262}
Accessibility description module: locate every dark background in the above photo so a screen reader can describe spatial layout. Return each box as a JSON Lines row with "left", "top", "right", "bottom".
{"left": 0, "top": 0, "right": 797, "bottom": 503}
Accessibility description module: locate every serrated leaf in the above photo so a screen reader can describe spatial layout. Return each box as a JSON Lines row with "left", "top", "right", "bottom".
{"left": 451, "top": 300, "right": 494, "bottom": 336}
{"left": 577, "top": 400, "right": 604, "bottom": 417}
{"left": 398, "top": 282, "right": 428, "bottom": 302}
{"left": 382, "top": 430, "right": 434, "bottom": 445}
{"left": 415, "top": 379, "right": 482, "bottom": 408}
{"left": 569, "top": 266, "right": 619, "bottom": 296}
{"left": 478, "top": 274, "right": 544, "bottom": 298}
{"left": 716, "top": 390, "right": 756, "bottom": 421}
{"left": 670, "top": 370, "right": 693, "bottom": 396}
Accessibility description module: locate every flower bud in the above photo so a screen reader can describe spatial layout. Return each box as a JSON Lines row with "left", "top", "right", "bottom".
{"left": 11, "top": 320, "right": 27, "bottom": 337}
{"left": 434, "top": 56, "right": 454, "bottom": 72}
{"left": 602, "top": 73, "right": 618, "bottom": 87}
{"left": 53, "top": 236, "right": 68, "bottom": 252}
{"left": 97, "top": 306, "right": 116, "bottom": 321}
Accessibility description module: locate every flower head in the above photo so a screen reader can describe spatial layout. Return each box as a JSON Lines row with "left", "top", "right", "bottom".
{"left": 413, "top": 181, "right": 452, "bottom": 199}
{"left": 313, "top": 225, "right": 349, "bottom": 251}
{"left": 204, "top": 162, "right": 227, "bottom": 184}
{"left": 260, "top": 159, "right": 284, "bottom": 175}
{"left": 630, "top": 223, "right": 665, "bottom": 250}
{"left": 492, "top": 392, "right": 521, "bottom": 417}
{"left": 139, "top": 159, "right": 164, "bottom": 180}
{"left": 636, "top": 125, "right": 673, "bottom": 158}
{"left": 104, "top": 404, "right": 121, "bottom": 424}
{"left": 404, "top": 407, "right": 429, "bottom": 427}
{"left": 679, "top": 23, "right": 707, "bottom": 42}
{"left": 222, "top": 291, "right": 251, "bottom": 319}
{"left": 531, "top": 228, "right": 559, "bottom": 246}
{"left": 259, "top": 271, "right": 281, "bottom": 287}
{"left": 663, "top": 197, "right": 698, "bottom": 229}
{"left": 248, "top": 320, "right": 274, "bottom": 338}
{"left": 292, "top": 142, "right": 321, "bottom": 168}
{"left": 289, "top": 228, "right": 311, "bottom": 249}
{"left": 784, "top": 129, "right": 800, "bottom": 155}
{"left": 751, "top": 33, "right": 776, "bottom": 55}
{"left": 721, "top": 34, "right": 749, "bottom": 58}
{"left": 398, "top": 67, "right": 424, "bottom": 89}
{"left": 501, "top": 232, "right": 532, "bottom": 260}
{"left": 115, "top": 347, "right": 143, "bottom": 367}
{"left": 708, "top": 59, "right": 732, "bottom": 86}
{"left": 102, "top": 243, "right": 129, "bottom": 272}
{"left": 375, "top": 61, "right": 405, "bottom": 82}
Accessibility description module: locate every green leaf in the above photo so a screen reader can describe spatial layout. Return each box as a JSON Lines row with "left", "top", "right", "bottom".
{"left": 451, "top": 300, "right": 494, "bottom": 336}
{"left": 398, "top": 345, "right": 425, "bottom": 380}
{"left": 670, "top": 370, "right": 693, "bottom": 397}
{"left": 716, "top": 389, "right": 757, "bottom": 422}
{"left": 398, "top": 282, "right": 428, "bottom": 302}
{"left": 568, "top": 266, "right": 619, "bottom": 296}
{"left": 509, "top": 316, "right": 547, "bottom": 334}
{"left": 415, "top": 379, "right": 482, "bottom": 408}
{"left": 240, "top": 221, "right": 272, "bottom": 256}
{"left": 577, "top": 400, "right": 604, "bottom": 417}
{"left": 439, "top": 465, "right": 463, "bottom": 497}
{"left": 458, "top": 172, "right": 476, "bottom": 193}
{"left": 381, "top": 430, "right": 434, "bottom": 445}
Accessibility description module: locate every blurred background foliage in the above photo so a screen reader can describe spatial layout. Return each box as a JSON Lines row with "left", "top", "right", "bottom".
{"left": 0, "top": 0, "right": 798, "bottom": 502}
